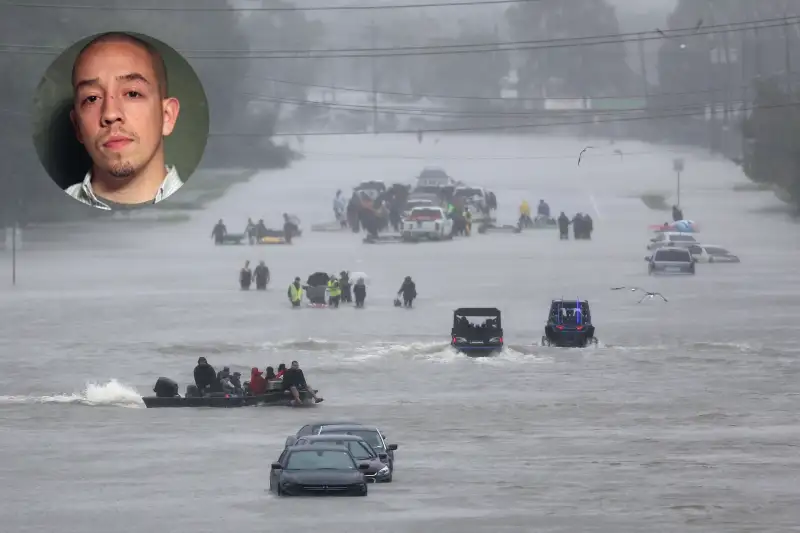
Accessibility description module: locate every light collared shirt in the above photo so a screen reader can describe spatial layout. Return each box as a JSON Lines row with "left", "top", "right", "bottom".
{"left": 65, "top": 165, "right": 183, "bottom": 210}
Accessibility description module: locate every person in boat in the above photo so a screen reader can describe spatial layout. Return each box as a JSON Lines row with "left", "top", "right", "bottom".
{"left": 283, "top": 213, "right": 298, "bottom": 244}
{"left": 240, "top": 261, "right": 252, "bottom": 290}
{"left": 265, "top": 366, "right": 277, "bottom": 380}
{"left": 537, "top": 199, "right": 551, "bottom": 217}
{"left": 217, "top": 366, "right": 231, "bottom": 382}
{"left": 249, "top": 367, "right": 267, "bottom": 395}
{"left": 230, "top": 371, "right": 243, "bottom": 394}
{"left": 254, "top": 219, "right": 268, "bottom": 240}
{"left": 288, "top": 277, "right": 304, "bottom": 307}
{"left": 194, "top": 357, "right": 220, "bottom": 394}
{"left": 557, "top": 211, "right": 570, "bottom": 240}
{"left": 339, "top": 271, "right": 352, "bottom": 303}
{"left": 397, "top": 276, "right": 417, "bottom": 308}
{"left": 353, "top": 277, "right": 367, "bottom": 308}
{"left": 282, "top": 360, "right": 323, "bottom": 405}
{"left": 276, "top": 363, "right": 287, "bottom": 377}
{"left": 672, "top": 204, "right": 683, "bottom": 222}
{"left": 220, "top": 373, "right": 236, "bottom": 394}
{"left": 254, "top": 261, "right": 270, "bottom": 290}
{"left": 212, "top": 219, "right": 227, "bottom": 245}
{"left": 327, "top": 275, "right": 342, "bottom": 308}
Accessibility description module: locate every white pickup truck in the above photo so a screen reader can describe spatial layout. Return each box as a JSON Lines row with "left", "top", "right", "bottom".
{"left": 402, "top": 207, "right": 453, "bottom": 241}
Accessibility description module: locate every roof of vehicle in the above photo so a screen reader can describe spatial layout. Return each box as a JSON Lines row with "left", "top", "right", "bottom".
{"left": 453, "top": 307, "right": 501, "bottom": 316}
{"left": 419, "top": 167, "right": 448, "bottom": 176}
{"left": 551, "top": 299, "right": 589, "bottom": 303}
{"left": 654, "top": 247, "right": 691, "bottom": 256}
{"left": 319, "top": 424, "right": 380, "bottom": 432}
{"left": 306, "top": 420, "right": 362, "bottom": 429}
{"left": 286, "top": 444, "right": 351, "bottom": 453}
{"left": 693, "top": 244, "right": 727, "bottom": 250}
{"left": 297, "top": 435, "right": 370, "bottom": 443}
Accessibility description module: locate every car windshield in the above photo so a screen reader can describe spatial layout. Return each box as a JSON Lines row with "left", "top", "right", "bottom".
{"left": 285, "top": 450, "right": 356, "bottom": 470}
{"left": 549, "top": 302, "right": 590, "bottom": 324}
{"left": 454, "top": 315, "right": 500, "bottom": 332}
{"left": 321, "top": 429, "right": 383, "bottom": 448}
{"left": 300, "top": 439, "right": 375, "bottom": 460}
{"left": 705, "top": 247, "right": 729, "bottom": 255}
{"left": 408, "top": 209, "right": 443, "bottom": 220}
{"left": 656, "top": 249, "right": 691, "bottom": 261}
{"left": 670, "top": 235, "right": 696, "bottom": 242}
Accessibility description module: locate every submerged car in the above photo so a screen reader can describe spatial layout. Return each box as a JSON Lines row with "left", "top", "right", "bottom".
{"left": 317, "top": 424, "right": 398, "bottom": 472}
{"left": 647, "top": 231, "right": 697, "bottom": 251}
{"left": 686, "top": 244, "right": 740, "bottom": 263}
{"left": 269, "top": 445, "right": 370, "bottom": 496}
{"left": 645, "top": 247, "right": 696, "bottom": 274}
{"left": 542, "top": 299, "right": 598, "bottom": 348}
{"left": 451, "top": 307, "right": 504, "bottom": 356}
{"left": 290, "top": 435, "right": 392, "bottom": 482}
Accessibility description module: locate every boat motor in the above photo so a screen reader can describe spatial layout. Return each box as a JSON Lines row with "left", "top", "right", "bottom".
{"left": 153, "top": 377, "right": 179, "bottom": 398}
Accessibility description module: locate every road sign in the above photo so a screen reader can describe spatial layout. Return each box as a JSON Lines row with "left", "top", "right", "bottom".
{"left": 673, "top": 158, "right": 685, "bottom": 172}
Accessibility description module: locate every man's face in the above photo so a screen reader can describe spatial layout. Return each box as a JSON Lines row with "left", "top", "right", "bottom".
{"left": 291, "top": 362, "right": 299, "bottom": 370}
{"left": 70, "top": 40, "right": 178, "bottom": 180}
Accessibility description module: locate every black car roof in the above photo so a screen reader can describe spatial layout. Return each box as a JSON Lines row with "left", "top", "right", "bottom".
{"left": 551, "top": 299, "right": 589, "bottom": 303}
{"left": 309, "top": 421, "right": 362, "bottom": 428}
{"left": 287, "top": 444, "right": 350, "bottom": 453}
{"left": 453, "top": 307, "right": 501, "bottom": 317}
{"left": 301, "top": 434, "right": 366, "bottom": 441}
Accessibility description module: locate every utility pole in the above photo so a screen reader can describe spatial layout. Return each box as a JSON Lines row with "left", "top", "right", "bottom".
{"left": 721, "top": 25, "right": 732, "bottom": 125}
{"left": 370, "top": 18, "right": 378, "bottom": 135}
{"left": 637, "top": 35, "right": 650, "bottom": 108}
{"left": 705, "top": 1, "right": 717, "bottom": 153}
{"left": 784, "top": 16, "right": 793, "bottom": 94}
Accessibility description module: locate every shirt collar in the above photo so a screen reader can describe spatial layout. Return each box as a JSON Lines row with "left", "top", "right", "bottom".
{"left": 68, "top": 165, "right": 182, "bottom": 210}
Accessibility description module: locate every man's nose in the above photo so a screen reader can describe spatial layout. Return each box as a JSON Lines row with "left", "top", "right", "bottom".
{"left": 101, "top": 96, "right": 124, "bottom": 125}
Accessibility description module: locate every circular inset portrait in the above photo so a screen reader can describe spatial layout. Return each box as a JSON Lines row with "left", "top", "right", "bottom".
{"left": 31, "top": 31, "right": 209, "bottom": 210}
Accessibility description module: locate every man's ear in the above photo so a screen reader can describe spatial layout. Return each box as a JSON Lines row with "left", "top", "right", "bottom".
{"left": 161, "top": 97, "right": 180, "bottom": 136}
{"left": 69, "top": 108, "right": 84, "bottom": 145}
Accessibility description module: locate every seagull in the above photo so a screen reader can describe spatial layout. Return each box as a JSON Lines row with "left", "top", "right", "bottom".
{"left": 611, "top": 286, "right": 668, "bottom": 303}
{"left": 578, "top": 146, "right": 594, "bottom": 166}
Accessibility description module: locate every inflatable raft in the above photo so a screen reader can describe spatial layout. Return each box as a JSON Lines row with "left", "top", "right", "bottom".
{"left": 142, "top": 389, "right": 317, "bottom": 408}
{"left": 650, "top": 220, "right": 699, "bottom": 233}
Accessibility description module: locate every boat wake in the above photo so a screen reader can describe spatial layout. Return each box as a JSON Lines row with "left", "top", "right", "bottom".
{"left": 0, "top": 379, "right": 144, "bottom": 408}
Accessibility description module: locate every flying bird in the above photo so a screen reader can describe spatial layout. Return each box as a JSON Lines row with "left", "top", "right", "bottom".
{"left": 611, "top": 286, "right": 668, "bottom": 303}
{"left": 578, "top": 146, "right": 594, "bottom": 166}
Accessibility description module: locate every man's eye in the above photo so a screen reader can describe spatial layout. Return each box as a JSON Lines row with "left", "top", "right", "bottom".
{"left": 82, "top": 95, "right": 98, "bottom": 104}
{"left": 126, "top": 91, "right": 141, "bottom": 98}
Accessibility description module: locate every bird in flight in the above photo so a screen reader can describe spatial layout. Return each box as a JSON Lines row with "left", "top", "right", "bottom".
{"left": 611, "top": 286, "right": 668, "bottom": 303}
{"left": 578, "top": 146, "right": 594, "bottom": 166}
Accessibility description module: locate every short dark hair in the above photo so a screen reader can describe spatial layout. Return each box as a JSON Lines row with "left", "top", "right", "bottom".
{"left": 71, "top": 32, "right": 169, "bottom": 98}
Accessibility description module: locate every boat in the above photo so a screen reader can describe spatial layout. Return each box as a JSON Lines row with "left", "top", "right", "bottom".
{"left": 143, "top": 389, "right": 317, "bottom": 408}
{"left": 477, "top": 223, "right": 521, "bottom": 234}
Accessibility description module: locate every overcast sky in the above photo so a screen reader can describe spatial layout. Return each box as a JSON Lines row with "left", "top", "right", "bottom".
{"left": 607, "top": 0, "right": 677, "bottom": 13}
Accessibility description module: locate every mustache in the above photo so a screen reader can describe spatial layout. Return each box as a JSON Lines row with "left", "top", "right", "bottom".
{"left": 98, "top": 129, "right": 138, "bottom": 145}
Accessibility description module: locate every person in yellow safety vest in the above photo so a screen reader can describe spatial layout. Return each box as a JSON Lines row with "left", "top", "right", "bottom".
{"left": 327, "top": 275, "right": 342, "bottom": 308}
{"left": 287, "top": 277, "right": 304, "bottom": 308}
{"left": 519, "top": 200, "right": 533, "bottom": 228}
{"left": 464, "top": 208, "right": 472, "bottom": 236}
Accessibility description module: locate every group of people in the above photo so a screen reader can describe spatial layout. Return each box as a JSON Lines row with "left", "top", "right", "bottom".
{"left": 286, "top": 273, "right": 417, "bottom": 309}
{"left": 193, "top": 357, "right": 322, "bottom": 405}
{"left": 211, "top": 215, "right": 301, "bottom": 246}
{"left": 519, "top": 199, "right": 551, "bottom": 227}
{"left": 239, "top": 260, "right": 271, "bottom": 290}
{"left": 557, "top": 211, "right": 594, "bottom": 240}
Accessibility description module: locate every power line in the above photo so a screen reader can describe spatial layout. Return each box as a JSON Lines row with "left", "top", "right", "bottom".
{"left": 0, "top": 0, "right": 551, "bottom": 12}
{"left": 210, "top": 100, "right": 800, "bottom": 137}
{"left": 299, "top": 147, "right": 690, "bottom": 161}
{"left": 251, "top": 76, "right": 753, "bottom": 103}
{"left": 1, "top": 16, "right": 796, "bottom": 59}
{"left": 247, "top": 92, "right": 747, "bottom": 118}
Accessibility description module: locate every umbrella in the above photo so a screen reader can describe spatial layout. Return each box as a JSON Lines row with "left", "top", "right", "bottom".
{"left": 349, "top": 271, "right": 370, "bottom": 285}
{"left": 306, "top": 272, "right": 330, "bottom": 286}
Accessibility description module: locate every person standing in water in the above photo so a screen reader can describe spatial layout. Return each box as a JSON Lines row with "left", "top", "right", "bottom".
{"left": 287, "top": 277, "right": 304, "bottom": 307}
{"left": 254, "top": 261, "right": 270, "bottom": 290}
{"left": 240, "top": 261, "right": 252, "bottom": 290}
{"left": 353, "top": 277, "right": 367, "bottom": 308}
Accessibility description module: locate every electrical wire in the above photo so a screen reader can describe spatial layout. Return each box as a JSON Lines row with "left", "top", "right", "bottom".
{"left": 298, "top": 147, "right": 690, "bottom": 161}
{"left": 209, "top": 99, "right": 800, "bottom": 137}
{"left": 0, "top": 16, "right": 795, "bottom": 58}
{"left": 0, "top": 0, "right": 558, "bottom": 12}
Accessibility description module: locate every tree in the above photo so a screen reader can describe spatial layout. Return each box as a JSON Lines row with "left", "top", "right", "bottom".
{"left": 506, "top": 0, "right": 635, "bottom": 98}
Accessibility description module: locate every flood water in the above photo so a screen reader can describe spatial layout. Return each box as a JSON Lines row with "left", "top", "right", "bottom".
{"left": 1, "top": 134, "right": 799, "bottom": 533}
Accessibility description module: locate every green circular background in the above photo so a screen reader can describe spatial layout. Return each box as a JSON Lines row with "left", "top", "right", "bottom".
{"left": 31, "top": 31, "right": 210, "bottom": 192}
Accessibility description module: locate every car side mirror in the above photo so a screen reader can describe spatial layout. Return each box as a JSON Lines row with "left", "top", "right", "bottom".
{"left": 644, "top": 256, "right": 651, "bottom": 261}
{"left": 358, "top": 463, "right": 371, "bottom": 471}
{"left": 388, "top": 444, "right": 398, "bottom": 451}
{"left": 378, "top": 453, "right": 389, "bottom": 461}
{"left": 271, "top": 462, "right": 282, "bottom": 470}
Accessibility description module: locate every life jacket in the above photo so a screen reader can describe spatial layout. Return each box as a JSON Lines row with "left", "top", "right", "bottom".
{"left": 249, "top": 368, "right": 267, "bottom": 395}
{"left": 289, "top": 283, "right": 303, "bottom": 302}
{"left": 327, "top": 279, "right": 341, "bottom": 297}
